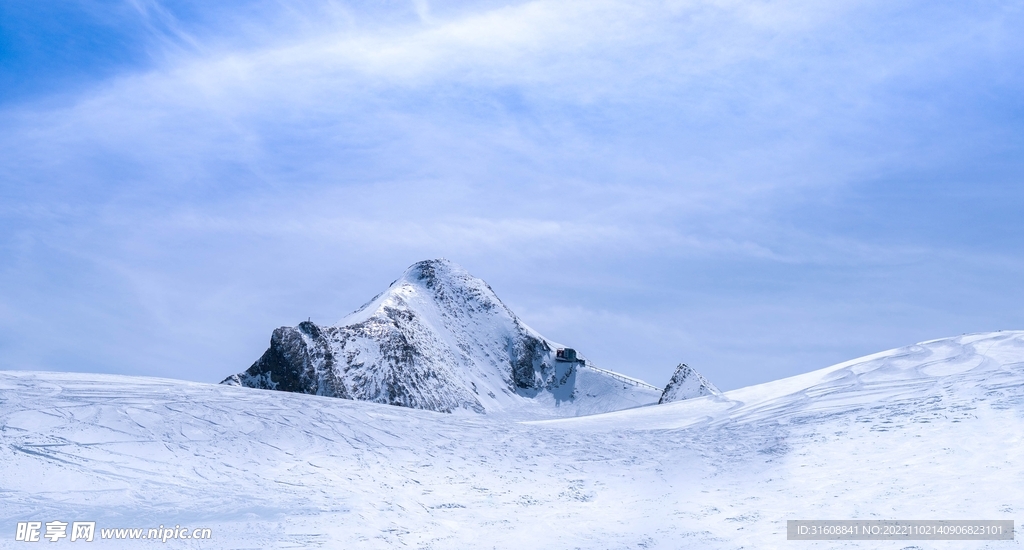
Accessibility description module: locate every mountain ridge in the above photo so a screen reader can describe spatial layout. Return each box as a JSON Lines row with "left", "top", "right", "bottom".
{"left": 222, "top": 259, "right": 664, "bottom": 416}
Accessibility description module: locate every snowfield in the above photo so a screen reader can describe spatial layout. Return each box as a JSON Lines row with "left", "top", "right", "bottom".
{"left": 2, "top": 331, "right": 1023, "bottom": 548}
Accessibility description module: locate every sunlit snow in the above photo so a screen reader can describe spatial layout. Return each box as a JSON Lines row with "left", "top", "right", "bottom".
{"left": 2, "top": 331, "right": 1022, "bottom": 548}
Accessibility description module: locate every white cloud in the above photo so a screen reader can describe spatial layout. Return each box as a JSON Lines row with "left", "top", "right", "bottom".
{"left": 1, "top": 0, "right": 1021, "bottom": 386}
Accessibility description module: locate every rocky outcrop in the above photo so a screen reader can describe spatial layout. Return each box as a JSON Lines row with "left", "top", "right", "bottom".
{"left": 659, "top": 363, "right": 720, "bottom": 403}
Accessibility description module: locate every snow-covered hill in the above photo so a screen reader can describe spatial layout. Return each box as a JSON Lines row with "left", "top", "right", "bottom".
{"left": 2, "top": 331, "right": 1023, "bottom": 549}
{"left": 222, "top": 259, "right": 661, "bottom": 416}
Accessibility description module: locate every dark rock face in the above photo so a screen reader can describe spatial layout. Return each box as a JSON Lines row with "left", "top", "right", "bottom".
{"left": 509, "top": 322, "right": 550, "bottom": 390}
{"left": 659, "top": 363, "right": 721, "bottom": 404}
{"left": 222, "top": 322, "right": 348, "bottom": 398}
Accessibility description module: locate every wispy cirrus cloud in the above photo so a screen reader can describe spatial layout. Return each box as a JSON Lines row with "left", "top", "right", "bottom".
{"left": 1, "top": 0, "right": 1022, "bottom": 387}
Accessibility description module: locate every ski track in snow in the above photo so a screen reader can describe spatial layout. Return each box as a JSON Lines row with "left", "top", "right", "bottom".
{"left": 2, "top": 331, "right": 1023, "bottom": 549}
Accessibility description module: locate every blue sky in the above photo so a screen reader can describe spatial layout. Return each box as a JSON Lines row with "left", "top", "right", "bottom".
{"left": 1, "top": 0, "right": 1022, "bottom": 390}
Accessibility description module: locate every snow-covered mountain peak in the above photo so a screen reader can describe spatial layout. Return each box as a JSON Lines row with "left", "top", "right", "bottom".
{"left": 400, "top": 257, "right": 493, "bottom": 297}
{"left": 224, "top": 259, "right": 661, "bottom": 416}
{"left": 341, "top": 259, "right": 518, "bottom": 332}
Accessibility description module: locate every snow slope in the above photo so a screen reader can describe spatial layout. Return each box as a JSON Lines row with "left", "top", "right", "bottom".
{"left": 222, "top": 259, "right": 661, "bottom": 416}
{"left": 2, "top": 331, "right": 1023, "bottom": 549}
